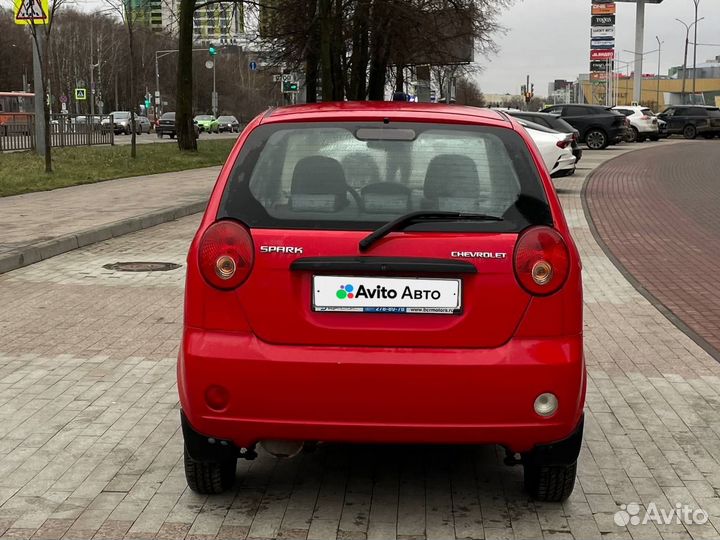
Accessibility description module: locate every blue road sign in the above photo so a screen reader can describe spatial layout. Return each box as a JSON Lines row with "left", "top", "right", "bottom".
{"left": 249, "top": 61, "right": 257, "bottom": 71}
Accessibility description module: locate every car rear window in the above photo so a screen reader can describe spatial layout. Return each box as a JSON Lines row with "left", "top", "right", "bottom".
{"left": 218, "top": 122, "right": 551, "bottom": 232}
{"left": 161, "top": 112, "right": 175, "bottom": 119}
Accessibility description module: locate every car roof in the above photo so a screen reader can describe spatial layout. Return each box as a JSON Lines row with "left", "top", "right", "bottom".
{"left": 509, "top": 111, "right": 561, "bottom": 118}
{"left": 262, "top": 102, "right": 511, "bottom": 126}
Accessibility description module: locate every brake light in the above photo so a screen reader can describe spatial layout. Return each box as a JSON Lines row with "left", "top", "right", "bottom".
{"left": 198, "top": 221, "right": 254, "bottom": 290}
{"left": 556, "top": 140, "right": 570, "bottom": 149}
{"left": 641, "top": 115, "right": 650, "bottom": 120}
{"left": 513, "top": 226, "right": 570, "bottom": 296}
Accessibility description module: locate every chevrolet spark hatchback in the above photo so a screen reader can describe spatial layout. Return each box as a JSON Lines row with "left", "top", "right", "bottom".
{"left": 178, "top": 102, "right": 585, "bottom": 502}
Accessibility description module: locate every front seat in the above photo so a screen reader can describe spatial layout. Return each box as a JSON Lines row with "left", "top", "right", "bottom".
{"left": 290, "top": 156, "right": 350, "bottom": 212}
{"left": 423, "top": 154, "right": 480, "bottom": 211}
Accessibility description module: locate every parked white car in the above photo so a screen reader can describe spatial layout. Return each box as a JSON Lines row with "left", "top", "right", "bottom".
{"left": 515, "top": 117, "right": 577, "bottom": 178}
{"left": 612, "top": 106, "right": 660, "bottom": 142}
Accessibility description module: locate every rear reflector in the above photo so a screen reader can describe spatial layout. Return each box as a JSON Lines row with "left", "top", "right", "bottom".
{"left": 513, "top": 226, "right": 570, "bottom": 296}
{"left": 198, "top": 221, "right": 254, "bottom": 290}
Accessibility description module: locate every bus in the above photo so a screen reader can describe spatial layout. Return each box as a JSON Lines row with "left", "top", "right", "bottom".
{"left": 0, "top": 92, "right": 35, "bottom": 135}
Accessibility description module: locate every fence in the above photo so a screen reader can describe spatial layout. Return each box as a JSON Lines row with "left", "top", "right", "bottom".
{"left": 0, "top": 113, "right": 114, "bottom": 152}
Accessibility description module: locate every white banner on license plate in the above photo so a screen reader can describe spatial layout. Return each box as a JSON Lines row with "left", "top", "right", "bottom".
{"left": 312, "top": 275, "right": 461, "bottom": 314}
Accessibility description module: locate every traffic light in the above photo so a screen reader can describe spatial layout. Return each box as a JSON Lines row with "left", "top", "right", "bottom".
{"left": 283, "top": 81, "right": 299, "bottom": 93}
{"left": 208, "top": 46, "right": 217, "bottom": 56}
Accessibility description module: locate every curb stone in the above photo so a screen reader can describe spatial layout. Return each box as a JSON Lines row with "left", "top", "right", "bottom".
{"left": 0, "top": 200, "right": 206, "bottom": 275}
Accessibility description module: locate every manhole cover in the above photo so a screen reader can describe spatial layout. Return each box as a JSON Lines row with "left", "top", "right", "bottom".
{"left": 102, "top": 262, "right": 182, "bottom": 272}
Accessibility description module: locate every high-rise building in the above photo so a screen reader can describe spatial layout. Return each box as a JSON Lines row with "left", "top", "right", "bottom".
{"left": 193, "top": 2, "right": 244, "bottom": 44}
{"left": 126, "top": 0, "right": 164, "bottom": 32}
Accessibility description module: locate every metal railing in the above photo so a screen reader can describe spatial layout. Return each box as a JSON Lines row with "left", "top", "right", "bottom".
{"left": 0, "top": 113, "right": 114, "bottom": 152}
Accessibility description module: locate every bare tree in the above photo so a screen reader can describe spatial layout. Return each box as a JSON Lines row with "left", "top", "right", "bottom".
{"left": 455, "top": 77, "right": 485, "bottom": 107}
{"left": 0, "top": 8, "right": 33, "bottom": 91}
{"left": 104, "top": 0, "right": 152, "bottom": 158}
{"left": 25, "top": 0, "right": 67, "bottom": 173}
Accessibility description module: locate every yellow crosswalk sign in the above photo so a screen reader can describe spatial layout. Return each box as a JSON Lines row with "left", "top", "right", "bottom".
{"left": 14, "top": 0, "right": 49, "bottom": 25}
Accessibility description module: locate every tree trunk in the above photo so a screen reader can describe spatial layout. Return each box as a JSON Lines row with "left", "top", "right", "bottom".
{"left": 367, "top": 0, "right": 392, "bottom": 101}
{"left": 304, "top": 0, "right": 319, "bottom": 103}
{"left": 176, "top": 0, "right": 197, "bottom": 151}
{"left": 348, "top": 0, "right": 369, "bottom": 100}
{"left": 39, "top": 31, "right": 52, "bottom": 173}
{"left": 127, "top": 13, "right": 137, "bottom": 158}
{"left": 331, "top": 0, "right": 344, "bottom": 100}
{"left": 319, "top": 0, "right": 333, "bottom": 101}
{"left": 395, "top": 64, "right": 404, "bottom": 93}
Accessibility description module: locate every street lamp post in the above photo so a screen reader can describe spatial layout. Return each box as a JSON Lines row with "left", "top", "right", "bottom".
{"left": 692, "top": 0, "right": 700, "bottom": 101}
{"left": 155, "top": 52, "right": 161, "bottom": 118}
{"left": 675, "top": 17, "right": 704, "bottom": 104}
{"left": 155, "top": 47, "right": 224, "bottom": 117}
{"left": 656, "top": 36, "right": 663, "bottom": 110}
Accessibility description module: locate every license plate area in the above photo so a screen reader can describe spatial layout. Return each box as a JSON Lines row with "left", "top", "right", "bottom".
{"left": 312, "top": 275, "right": 462, "bottom": 314}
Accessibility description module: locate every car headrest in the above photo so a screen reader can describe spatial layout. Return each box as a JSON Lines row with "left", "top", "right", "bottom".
{"left": 424, "top": 154, "right": 480, "bottom": 201}
{"left": 290, "top": 156, "right": 349, "bottom": 212}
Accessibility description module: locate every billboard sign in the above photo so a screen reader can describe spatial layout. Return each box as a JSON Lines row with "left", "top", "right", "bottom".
{"left": 590, "top": 60, "right": 613, "bottom": 72}
{"left": 591, "top": 49, "right": 615, "bottom": 60}
{"left": 591, "top": 40, "right": 615, "bottom": 49}
{"left": 592, "top": 3, "right": 616, "bottom": 15}
{"left": 591, "top": 26, "right": 615, "bottom": 38}
{"left": 591, "top": 14, "right": 615, "bottom": 26}
{"left": 591, "top": 72, "right": 609, "bottom": 81}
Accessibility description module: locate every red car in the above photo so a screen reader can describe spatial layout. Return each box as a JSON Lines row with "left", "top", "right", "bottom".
{"left": 178, "top": 102, "right": 585, "bottom": 501}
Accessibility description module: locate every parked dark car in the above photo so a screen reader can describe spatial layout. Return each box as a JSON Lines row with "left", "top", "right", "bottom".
{"left": 540, "top": 104, "right": 627, "bottom": 150}
{"left": 156, "top": 112, "right": 200, "bottom": 139}
{"left": 217, "top": 115, "right": 241, "bottom": 133}
{"left": 656, "top": 106, "right": 720, "bottom": 139}
{"left": 508, "top": 111, "right": 582, "bottom": 163}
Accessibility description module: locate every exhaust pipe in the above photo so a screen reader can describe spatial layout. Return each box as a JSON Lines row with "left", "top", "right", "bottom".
{"left": 260, "top": 440, "right": 304, "bottom": 459}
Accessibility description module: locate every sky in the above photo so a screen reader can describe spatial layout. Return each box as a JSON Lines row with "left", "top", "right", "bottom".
{"left": 478, "top": 0, "right": 720, "bottom": 95}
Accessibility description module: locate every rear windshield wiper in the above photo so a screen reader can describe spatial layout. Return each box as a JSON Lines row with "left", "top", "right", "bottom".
{"left": 359, "top": 210, "right": 503, "bottom": 252}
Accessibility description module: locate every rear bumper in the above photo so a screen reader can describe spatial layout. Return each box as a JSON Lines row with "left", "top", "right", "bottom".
{"left": 550, "top": 155, "right": 577, "bottom": 177}
{"left": 635, "top": 122, "right": 659, "bottom": 134}
{"left": 178, "top": 329, "right": 586, "bottom": 454}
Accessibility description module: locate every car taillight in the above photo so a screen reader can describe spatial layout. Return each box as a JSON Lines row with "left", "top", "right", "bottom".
{"left": 641, "top": 115, "right": 650, "bottom": 120}
{"left": 556, "top": 140, "right": 570, "bottom": 149}
{"left": 198, "top": 221, "right": 254, "bottom": 290}
{"left": 513, "top": 226, "right": 570, "bottom": 296}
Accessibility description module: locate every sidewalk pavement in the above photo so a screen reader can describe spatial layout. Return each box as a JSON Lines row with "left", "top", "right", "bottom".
{"left": 0, "top": 166, "right": 220, "bottom": 274}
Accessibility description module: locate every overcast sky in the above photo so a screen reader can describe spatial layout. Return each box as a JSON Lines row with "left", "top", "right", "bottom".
{"left": 479, "top": 0, "right": 720, "bottom": 95}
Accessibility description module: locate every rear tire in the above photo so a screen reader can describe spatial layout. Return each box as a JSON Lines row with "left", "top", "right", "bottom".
{"left": 683, "top": 124, "right": 697, "bottom": 139}
{"left": 524, "top": 461, "right": 577, "bottom": 502}
{"left": 184, "top": 446, "right": 236, "bottom": 494}
{"left": 624, "top": 126, "right": 638, "bottom": 143}
{"left": 585, "top": 129, "right": 608, "bottom": 150}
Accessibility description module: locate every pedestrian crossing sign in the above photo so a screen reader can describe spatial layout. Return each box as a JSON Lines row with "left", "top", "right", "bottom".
{"left": 14, "top": 0, "right": 49, "bottom": 25}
